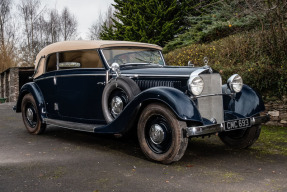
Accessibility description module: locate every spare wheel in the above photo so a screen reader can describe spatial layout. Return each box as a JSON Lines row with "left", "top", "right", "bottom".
{"left": 102, "top": 77, "right": 141, "bottom": 123}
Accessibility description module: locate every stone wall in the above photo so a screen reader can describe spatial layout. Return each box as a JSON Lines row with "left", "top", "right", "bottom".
{"left": 0, "top": 67, "right": 33, "bottom": 102}
{"left": 0, "top": 72, "right": 4, "bottom": 98}
{"left": 264, "top": 96, "right": 287, "bottom": 127}
{"left": 9, "top": 68, "right": 20, "bottom": 102}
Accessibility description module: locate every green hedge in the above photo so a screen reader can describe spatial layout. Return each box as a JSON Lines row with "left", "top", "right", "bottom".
{"left": 164, "top": 31, "right": 287, "bottom": 99}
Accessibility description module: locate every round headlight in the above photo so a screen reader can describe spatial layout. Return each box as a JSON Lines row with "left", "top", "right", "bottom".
{"left": 227, "top": 74, "right": 243, "bottom": 93}
{"left": 188, "top": 76, "right": 204, "bottom": 96}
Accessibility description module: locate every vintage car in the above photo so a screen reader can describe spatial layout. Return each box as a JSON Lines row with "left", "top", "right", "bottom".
{"left": 14, "top": 40, "right": 269, "bottom": 164}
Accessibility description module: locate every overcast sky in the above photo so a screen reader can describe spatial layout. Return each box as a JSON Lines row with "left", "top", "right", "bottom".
{"left": 14, "top": 0, "right": 115, "bottom": 39}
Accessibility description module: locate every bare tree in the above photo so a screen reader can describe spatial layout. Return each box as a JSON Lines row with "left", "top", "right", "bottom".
{"left": 17, "top": 0, "right": 46, "bottom": 65}
{"left": 0, "top": 0, "right": 11, "bottom": 47}
{"left": 88, "top": 5, "right": 116, "bottom": 40}
{"left": 0, "top": 0, "right": 18, "bottom": 72}
{"left": 88, "top": 12, "right": 103, "bottom": 40}
{"left": 60, "top": 7, "right": 77, "bottom": 41}
{"left": 47, "top": 9, "right": 61, "bottom": 43}
{"left": 105, "top": 5, "right": 115, "bottom": 28}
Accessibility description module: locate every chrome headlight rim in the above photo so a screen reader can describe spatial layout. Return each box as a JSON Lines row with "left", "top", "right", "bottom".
{"left": 188, "top": 75, "right": 204, "bottom": 96}
{"left": 227, "top": 74, "right": 243, "bottom": 93}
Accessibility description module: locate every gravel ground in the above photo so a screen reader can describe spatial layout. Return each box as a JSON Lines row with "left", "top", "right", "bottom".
{"left": 0, "top": 102, "right": 286, "bottom": 192}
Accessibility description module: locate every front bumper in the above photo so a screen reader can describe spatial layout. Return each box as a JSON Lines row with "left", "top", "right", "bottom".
{"left": 185, "top": 114, "right": 270, "bottom": 137}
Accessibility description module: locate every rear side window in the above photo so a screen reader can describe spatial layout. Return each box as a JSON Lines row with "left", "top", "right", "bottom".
{"left": 45, "top": 50, "right": 103, "bottom": 72}
{"left": 59, "top": 50, "right": 103, "bottom": 69}
{"left": 46, "top": 53, "right": 57, "bottom": 72}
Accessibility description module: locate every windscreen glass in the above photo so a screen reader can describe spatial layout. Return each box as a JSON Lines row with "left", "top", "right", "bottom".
{"left": 102, "top": 48, "right": 164, "bottom": 66}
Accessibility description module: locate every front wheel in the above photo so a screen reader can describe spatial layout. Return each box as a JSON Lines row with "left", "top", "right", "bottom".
{"left": 219, "top": 125, "right": 261, "bottom": 149}
{"left": 137, "top": 103, "right": 188, "bottom": 164}
{"left": 21, "top": 94, "right": 46, "bottom": 135}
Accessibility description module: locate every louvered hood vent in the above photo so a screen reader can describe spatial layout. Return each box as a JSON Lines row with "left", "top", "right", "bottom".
{"left": 135, "top": 80, "right": 182, "bottom": 90}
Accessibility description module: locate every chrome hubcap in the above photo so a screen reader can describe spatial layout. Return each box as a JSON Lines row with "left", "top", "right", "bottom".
{"left": 111, "top": 96, "right": 123, "bottom": 117}
{"left": 26, "top": 108, "right": 34, "bottom": 123}
{"left": 149, "top": 124, "right": 165, "bottom": 144}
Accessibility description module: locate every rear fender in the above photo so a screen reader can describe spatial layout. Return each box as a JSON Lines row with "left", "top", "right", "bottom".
{"left": 16, "top": 82, "right": 47, "bottom": 121}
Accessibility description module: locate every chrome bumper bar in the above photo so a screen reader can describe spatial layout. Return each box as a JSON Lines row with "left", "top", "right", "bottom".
{"left": 185, "top": 114, "right": 270, "bottom": 137}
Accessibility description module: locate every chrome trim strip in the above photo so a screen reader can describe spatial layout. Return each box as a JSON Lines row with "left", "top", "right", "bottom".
{"left": 186, "top": 123, "right": 224, "bottom": 137}
{"left": 35, "top": 73, "right": 190, "bottom": 81}
{"left": 34, "top": 76, "right": 54, "bottom": 81}
{"left": 106, "top": 70, "right": 109, "bottom": 83}
{"left": 251, "top": 114, "right": 270, "bottom": 125}
{"left": 159, "top": 51, "right": 166, "bottom": 66}
{"left": 35, "top": 73, "right": 107, "bottom": 81}
{"left": 100, "top": 48, "right": 166, "bottom": 68}
{"left": 100, "top": 49, "right": 110, "bottom": 69}
{"left": 185, "top": 115, "right": 270, "bottom": 137}
{"left": 189, "top": 68, "right": 209, "bottom": 77}
{"left": 45, "top": 118, "right": 104, "bottom": 133}
{"left": 55, "top": 74, "right": 106, "bottom": 78}
{"left": 193, "top": 93, "right": 233, "bottom": 98}
{"left": 121, "top": 74, "right": 190, "bottom": 77}
{"left": 56, "top": 52, "right": 59, "bottom": 70}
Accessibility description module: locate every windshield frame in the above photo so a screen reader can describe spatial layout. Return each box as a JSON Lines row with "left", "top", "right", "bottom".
{"left": 100, "top": 47, "right": 166, "bottom": 68}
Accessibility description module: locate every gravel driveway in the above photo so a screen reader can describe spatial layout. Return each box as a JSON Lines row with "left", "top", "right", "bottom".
{"left": 0, "top": 102, "right": 286, "bottom": 192}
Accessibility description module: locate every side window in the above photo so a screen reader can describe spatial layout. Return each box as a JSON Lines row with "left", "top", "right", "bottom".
{"left": 46, "top": 53, "right": 57, "bottom": 72}
{"left": 59, "top": 50, "right": 103, "bottom": 69}
{"left": 34, "top": 57, "right": 45, "bottom": 78}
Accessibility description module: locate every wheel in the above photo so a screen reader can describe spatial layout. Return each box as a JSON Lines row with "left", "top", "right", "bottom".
{"left": 102, "top": 77, "right": 141, "bottom": 123}
{"left": 219, "top": 125, "right": 261, "bottom": 149}
{"left": 21, "top": 94, "right": 46, "bottom": 135}
{"left": 137, "top": 103, "right": 188, "bottom": 164}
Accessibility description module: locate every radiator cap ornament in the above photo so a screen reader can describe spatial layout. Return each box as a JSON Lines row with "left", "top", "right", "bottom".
{"left": 203, "top": 56, "right": 213, "bottom": 73}
{"left": 203, "top": 57, "right": 209, "bottom": 66}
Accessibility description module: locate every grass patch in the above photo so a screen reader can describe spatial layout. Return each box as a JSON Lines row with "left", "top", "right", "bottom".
{"left": 253, "top": 125, "right": 287, "bottom": 156}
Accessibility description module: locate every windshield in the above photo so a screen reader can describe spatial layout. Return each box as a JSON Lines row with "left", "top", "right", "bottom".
{"left": 101, "top": 48, "right": 165, "bottom": 67}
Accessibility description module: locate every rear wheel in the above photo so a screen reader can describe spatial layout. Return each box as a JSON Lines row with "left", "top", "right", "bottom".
{"left": 137, "top": 103, "right": 188, "bottom": 164}
{"left": 21, "top": 94, "right": 46, "bottom": 135}
{"left": 219, "top": 125, "right": 261, "bottom": 149}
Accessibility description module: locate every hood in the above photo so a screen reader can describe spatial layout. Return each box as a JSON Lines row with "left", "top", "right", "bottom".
{"left": 120, "top": 66, "right": 208, "bottom": 77}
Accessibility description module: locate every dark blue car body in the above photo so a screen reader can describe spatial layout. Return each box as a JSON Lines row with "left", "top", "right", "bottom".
{"left": 15, "top": 40, "right": 269, "bottom": 163}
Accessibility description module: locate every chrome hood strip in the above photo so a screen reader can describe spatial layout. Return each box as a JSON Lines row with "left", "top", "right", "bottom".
{"left": 189, "top": 68, "right": 210, "bottom": 77}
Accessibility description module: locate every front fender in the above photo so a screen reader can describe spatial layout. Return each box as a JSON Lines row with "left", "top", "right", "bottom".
{"left": 222, "top": 84, "right": 265, "bottom": 118}
{"left": 94, "top": 87, "right": 202, "bottom": 134}
{"left": 15, "top": 82, "right": 47, "bottom": 120}
{"left": 134, "top": 87, "right": 202, "bottom": 121}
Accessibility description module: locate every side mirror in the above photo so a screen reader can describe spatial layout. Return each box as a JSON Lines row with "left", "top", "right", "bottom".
{"left": 111, "top": 63, "right": 121, "bottom": 77}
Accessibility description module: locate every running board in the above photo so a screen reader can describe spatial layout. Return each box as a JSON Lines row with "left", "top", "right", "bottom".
{"left": 44, "top": 118, "right": 105, "bottom": 133}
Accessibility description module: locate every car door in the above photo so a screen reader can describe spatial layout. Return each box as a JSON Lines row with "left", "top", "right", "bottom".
{"left": 55, "top": 50, "right": 107, "bottom": 124}
{"left": 34, "top": 53, "right": 60, "bottom": 119}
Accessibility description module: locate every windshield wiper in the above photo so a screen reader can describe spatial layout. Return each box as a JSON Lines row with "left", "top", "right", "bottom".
{"left": 120, "top": 63, "right": 161, "bottom": 68}
{"left": 135, "top": 57, "right": 152, "bottom": 63}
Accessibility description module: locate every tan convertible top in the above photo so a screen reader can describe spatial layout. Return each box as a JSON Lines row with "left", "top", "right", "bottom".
{"left": 33, "top": 40, "right": 162, "bottom": 78}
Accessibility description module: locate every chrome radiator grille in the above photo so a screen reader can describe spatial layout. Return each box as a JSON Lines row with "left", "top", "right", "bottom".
{"left": 197, "top": 74, "right": 224, "bottom": 124}
{"left": 135, "top": 80, "right": 182, "bottom": 90}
